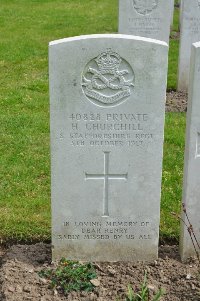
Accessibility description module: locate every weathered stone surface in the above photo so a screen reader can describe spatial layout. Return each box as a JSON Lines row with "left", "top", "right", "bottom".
{"left": 180, "top": 42, "right": 200, "bottom": 260}
{"left": 49, "top": 34, "right": 168, "bottom": 262}
{"left": 178, "top": 0, "right": 200, "bottom": 91}
{"left": 179, "top": 0, "right": 183, "bottom": 29}
{"left": 118, "top": 0, "right": 172, "bottom": 43}
{"left": 171, "top": 0, "right": 175, "bottom": 27}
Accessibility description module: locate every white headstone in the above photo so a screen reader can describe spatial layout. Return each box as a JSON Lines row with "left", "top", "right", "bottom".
{"left": 118, "top": 0, "right": 172, "bottom": 43}
{"left": 179, "top": 0, "right": 183, "bottom": 29}
{"left": 171, "top": 0, "right": 175, "bottom": 27}
{"left": 178, "top": 0, "right": 200, "bottom": 91}
{"left": 50, "top": 34, "right": 168, "bottom": 262}
{"left": 180, "top": 41, "right": 200, "bottom": 260}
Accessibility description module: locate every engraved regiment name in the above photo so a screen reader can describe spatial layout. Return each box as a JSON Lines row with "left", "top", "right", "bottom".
{"left": 65, "top": 112, "right": 153, "bottom": 148}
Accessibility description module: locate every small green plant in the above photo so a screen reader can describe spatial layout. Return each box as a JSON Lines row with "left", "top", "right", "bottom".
{"left": 39, "top": 258, "right": 97, "bottom": 295}
{"left": 117, "top": 271, "right": 164, "bottom": 301}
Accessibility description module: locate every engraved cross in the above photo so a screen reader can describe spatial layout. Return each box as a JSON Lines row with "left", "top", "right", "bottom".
{"left": 85, "top": 151, "right": 128, "bottom": 217}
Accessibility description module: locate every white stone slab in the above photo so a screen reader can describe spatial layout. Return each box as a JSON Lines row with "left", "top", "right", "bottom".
{"left": 118, "top": 0, "right": 172, "bottom": 43}
{"left": 179, "top": 0, "right": 183, "bottom": 29}
{"left": 178, "top": 0, "right": 200, "bottom": 91}
{"left": 171, "top": 0, "right": 175, "bottom": 27}
{"left": 180, "top": 41, "right": 200, "bottom": 260}
{"left": 50, "top": 34, "right": 168, "bottom": 262}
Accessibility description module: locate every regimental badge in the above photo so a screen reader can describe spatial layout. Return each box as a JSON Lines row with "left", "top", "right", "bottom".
{"left": 132, "top": 0, "right": 158, "bottom": 16}
{"left": 82, "top": 49, "right": 134, "bottom": 107}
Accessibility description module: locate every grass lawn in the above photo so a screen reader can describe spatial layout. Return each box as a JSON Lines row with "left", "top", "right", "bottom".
{"left": 0, "top": 0, "right": 185, "bottom": 243}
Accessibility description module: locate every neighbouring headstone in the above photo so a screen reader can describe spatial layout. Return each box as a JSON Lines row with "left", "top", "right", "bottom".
{"left": 178, "top": 0, "right": 200, "bottom": 91}
{"left": 180, "top": 41, "right": 200, "bottom": 260}
{"left": 50, "top": 34, "right": 168, "bottom": 262}
{"left": 179, "top": 0, "right": 183, "bottom": 29}
{"left": 118, "top": 0, "right": 172, "bottom": 43}
{"left": 171, "top": 0, "right": 175, "bottom": 27}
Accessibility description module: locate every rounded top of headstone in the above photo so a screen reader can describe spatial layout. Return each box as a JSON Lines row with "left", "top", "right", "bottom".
{"left": 49, "top": 34, "right": 168, "bottom": 47}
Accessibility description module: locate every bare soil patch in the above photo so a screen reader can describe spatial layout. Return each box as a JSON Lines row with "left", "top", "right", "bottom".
{"left": 170, "top": 31, "right": 180, "bottom": 40}
{"left": 0, "top": 243, "right": 200, "bottom": 301}
{"left": 166, "top": 91, "right": 188, "bottom": 112}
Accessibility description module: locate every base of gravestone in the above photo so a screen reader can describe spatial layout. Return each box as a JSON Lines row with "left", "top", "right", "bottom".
{"left": 0, "top": 242, "right": 199, "bottom": 300}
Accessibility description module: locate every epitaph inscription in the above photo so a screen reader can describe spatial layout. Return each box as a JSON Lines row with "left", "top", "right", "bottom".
{"left": 82, "top": 49, "right": 134, "bottom": 107}
{"left": 55, "top": 218, "right": 153, "bottom": 241}
{"left": 133, "top": 0, "right": 158, "bottom": 16}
